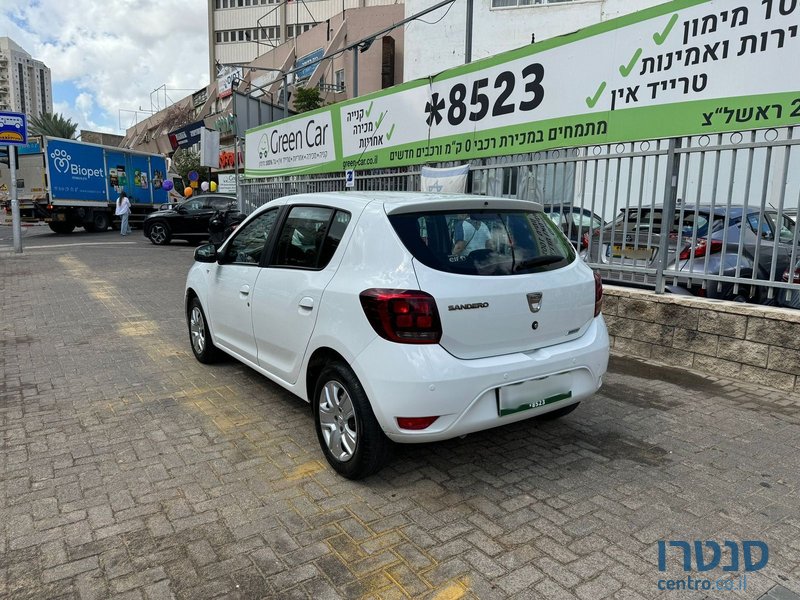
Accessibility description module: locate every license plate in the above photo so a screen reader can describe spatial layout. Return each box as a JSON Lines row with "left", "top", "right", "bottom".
{"left": 610, "top": 244, "right": 652, "bottom": 260}
{"left": 497, "top": 374, "right": 572, "bottom": 416}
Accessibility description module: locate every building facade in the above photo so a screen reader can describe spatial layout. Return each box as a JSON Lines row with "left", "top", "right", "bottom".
{"left": 403, "top": 0, "right": 667, "bottom": 81}
{"left": 0, "top": 37, "right": 53, "bottom": 120}
{"left": 207, "top": 0, "right": 401, "bottom": 80}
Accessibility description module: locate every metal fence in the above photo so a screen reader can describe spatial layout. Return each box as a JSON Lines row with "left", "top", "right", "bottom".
{"left": 240, "top": 126, "right": 800, "bottom": 307}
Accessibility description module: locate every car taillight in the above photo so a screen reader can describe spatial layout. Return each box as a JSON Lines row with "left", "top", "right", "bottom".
{"left": 359, "top": 289, "right": 442, "bottom": 344}
{"left": 678, "top": 238, "right": 723, "bottom": 261}
{"left": 594, "top": 272, "right": 603, "bottom": 317}
{"left": 783, "top": 267, "right": 800, "bottom": 283}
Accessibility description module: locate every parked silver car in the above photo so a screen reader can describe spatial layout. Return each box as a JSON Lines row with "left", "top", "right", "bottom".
{"left": 587, "top": 205, "right": 800, "bottom": 302}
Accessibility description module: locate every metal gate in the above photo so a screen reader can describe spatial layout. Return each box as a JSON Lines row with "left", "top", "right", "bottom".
{"left": 240, "top": 126, "right": 800, "bottom": 306}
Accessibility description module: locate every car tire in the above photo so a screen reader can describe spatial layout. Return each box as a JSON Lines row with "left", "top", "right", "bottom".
{"left": 313, "top": 362, "right": 391, "bottom": 480}
{"left": 48, "top": 222, "right": 75, "bottom": 234}
{"left": 537, "top": 401, "right": 580, "bottom": 421}
{"left": 92, "top": 212, "right": 110, "bottom": 232}
{"left": 148, "top": 222, "right": 172, "bottom": 245}
{"left": 187, "top": 298, "right": 221, "bottom": 364}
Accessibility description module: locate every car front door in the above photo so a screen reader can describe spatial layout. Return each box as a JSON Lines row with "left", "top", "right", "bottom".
{"left": 251, "top": 206, "right": 353, "bottom": 384}
{"left": 207, "top": 208, "right": 280, "bottom": 364}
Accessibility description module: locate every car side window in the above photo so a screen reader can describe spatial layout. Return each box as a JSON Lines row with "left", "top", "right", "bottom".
{"left": 222, "top": 209, "right": 279, "bottom": 265}
{"left": 211, "top": 198, "right": 235, "bottom": 211}
{"left": 746, "top": 214, "right": 774, "bottom": 240}
{"left": 184, "top": 199, "right": 204, "bottom": 211}
{"left": 270, "top": 206, "right": 343, "bottom": 269}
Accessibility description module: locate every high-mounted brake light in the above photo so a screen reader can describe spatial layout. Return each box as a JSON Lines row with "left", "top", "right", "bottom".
{"left": 360, "top": 289, "right": 442, "bottom": 344}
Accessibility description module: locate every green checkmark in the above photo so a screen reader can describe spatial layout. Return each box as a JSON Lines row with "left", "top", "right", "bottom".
{"left": 586, "top": 82, "right": 606, "bottom": 109}
{"left": 365, "top": 101, "right": 374, "bottom": 118}
{"left": 619, "top": 48, "right": 642, "bottom": 77}
{"left": 386, "top": 123, "right": 396, "bottom": 141}
{"left": 375, "top": 111, "right": 386, "bottom": 129}
{"left": 653, "top": 13, "right": 679, "bottom": 45}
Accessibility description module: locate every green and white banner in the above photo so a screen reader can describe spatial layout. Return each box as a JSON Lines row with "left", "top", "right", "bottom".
{"left": 245, "top": 0, "right": 800, "bottom": 177}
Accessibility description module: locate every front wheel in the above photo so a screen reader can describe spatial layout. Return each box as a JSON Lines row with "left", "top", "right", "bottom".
{"left": 187, "top": 298, "right": 221, "bottom": 364}
{"left": 314, "top": 362, "right": 390, "bottom": 479}
{"left": 48, "top": 222, "right": 75, "bottom": 234}
{"left": 148, "top": 222, "right": 171, "bottom": 245}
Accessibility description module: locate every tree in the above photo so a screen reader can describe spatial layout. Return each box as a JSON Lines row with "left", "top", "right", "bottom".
{"left": 170, "top": 148, "right": 201, "bottom": 191}
{"left": 28, "top": 112, "right": 79, "bottom": 139}
{"left": 293, "top": 86, "right": 324, "bottom": 113}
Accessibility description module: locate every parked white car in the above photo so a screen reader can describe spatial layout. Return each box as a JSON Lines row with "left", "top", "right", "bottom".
{"left": 185, "top": 192, "right": 609, "bottom": 479}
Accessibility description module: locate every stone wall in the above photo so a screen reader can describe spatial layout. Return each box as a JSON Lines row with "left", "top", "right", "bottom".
{"left": 603, "top": 286, "right": 800, "bottom": 393}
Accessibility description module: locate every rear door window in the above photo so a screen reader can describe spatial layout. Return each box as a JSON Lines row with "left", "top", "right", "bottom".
{"left": 270, "top": 206, "right": 351, "bottom": 270}
{"left": 390, "top": 209, "right": 575, "bottom": 276}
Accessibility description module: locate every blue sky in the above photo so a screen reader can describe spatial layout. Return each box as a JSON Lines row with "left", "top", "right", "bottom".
{"left": 1, "top": 1, "right": 210, "bottom": 134}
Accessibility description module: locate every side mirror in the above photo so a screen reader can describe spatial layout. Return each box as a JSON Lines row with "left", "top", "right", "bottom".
{"left": 194, "top": 243, "right": 218, "bottom": 263}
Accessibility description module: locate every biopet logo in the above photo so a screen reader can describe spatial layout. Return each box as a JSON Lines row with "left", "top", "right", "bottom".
{"left": 657, "top": 539, "right": 768, "bottom": 593}
{"left": 50, "top": 148, "right": 105, "bottom": 178}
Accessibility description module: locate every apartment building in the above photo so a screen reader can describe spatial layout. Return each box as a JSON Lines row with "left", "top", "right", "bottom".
{"left": 207, "top": 0, "right": 401, "bottom": 79}
{"left": 0, "top": 37, "right": 53, "bottom": 120}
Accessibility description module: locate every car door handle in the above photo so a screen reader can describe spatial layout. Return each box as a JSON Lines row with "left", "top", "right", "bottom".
{"left": 239, "top": 285, "right": 250, "bottom": 296}
{"left": 299, "top": 297, "right": 314, "bottom": 310}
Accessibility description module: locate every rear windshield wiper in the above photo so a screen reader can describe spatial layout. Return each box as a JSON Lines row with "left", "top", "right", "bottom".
{"left": 514, "top": 255, "right": 565, "bottom": 272}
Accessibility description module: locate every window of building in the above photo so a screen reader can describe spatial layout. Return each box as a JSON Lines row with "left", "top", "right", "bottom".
{"left": 335, "top": 69, "right": 345, "bottom": 91}
{"left": 215, "top": 0, "right": 220, "bottom": 8}
{"left": 216, "top": 32, "right": 222, "bottom": 43}
{"left": 238, "top": 0, "right": 244, "bottom": 6}
{"left": 238, "top": 30, "right": 245, "bottom": 41}
{"left": 222, "top": 0, "right": 228, "bottom": 7}
{"left": 245, "top": 0, "right": 251, "bottom": 5}
{"left": 286, "top": 25, "right": 294, "bottom": 39}
{"left": 223, "top": 31, "right": 229, "bottom": 42}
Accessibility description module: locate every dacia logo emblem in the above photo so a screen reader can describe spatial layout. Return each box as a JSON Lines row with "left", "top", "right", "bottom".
{"left": 527, "top": 292, "right": 542, "bottom": 313}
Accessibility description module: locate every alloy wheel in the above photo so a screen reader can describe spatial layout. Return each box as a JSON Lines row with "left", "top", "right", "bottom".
{"left": 318, "top": 380, "right": 358, "bottom": 462}
{"left": 150, "top": 223, "right": 167, "bottom": 244}
{"left": 189, "top": 306, "right": 206, "bottom": 355}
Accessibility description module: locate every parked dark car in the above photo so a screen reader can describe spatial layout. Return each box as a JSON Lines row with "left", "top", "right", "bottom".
{"left": 543, "top": 205, "right": 605, "bottom": 251}
{"left": 586, "top": 205, "right": 800, "bottom": 302}
{"left": 143, "top": 194, "right": 239, "bottom": 245}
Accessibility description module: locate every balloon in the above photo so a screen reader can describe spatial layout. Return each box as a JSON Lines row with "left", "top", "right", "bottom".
{"left": 162, "top": 180, "right": 173, "bottom": 191}
{"left": 201, "top": 181, "right": 209, "bottom": 192}
{"left": 184, "top": 187, "right": 193, "bottom": 197}
{"left": 209, "top": 181, "right": 217, "bottom": 192}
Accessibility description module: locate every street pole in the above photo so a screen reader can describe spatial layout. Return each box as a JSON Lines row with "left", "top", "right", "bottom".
{"left": 283, "top": 74, "right": 289, "bottom": 119}
{"left": 465, "top": 0, "right": 473, "bottom": 64}
{"left": 232, "top": 90, "right": 243, "bottom": 214}
{"left": 353, "top": 47, "right": 359, "bottom": 97}
{"left": 10, "top": 145, "right": 22, "bottom": 254}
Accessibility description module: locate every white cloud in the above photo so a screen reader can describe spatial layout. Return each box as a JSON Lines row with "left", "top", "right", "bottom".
{"left": 1, "top": 0, "right": 209, "bottom": 134}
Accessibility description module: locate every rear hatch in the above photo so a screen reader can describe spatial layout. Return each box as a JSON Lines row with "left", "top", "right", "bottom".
{"left": 388, "top": 202, "right": 596, "bottom": 360}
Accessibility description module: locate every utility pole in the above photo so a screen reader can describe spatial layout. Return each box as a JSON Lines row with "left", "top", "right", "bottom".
{"left": 465, "top": 0, "right": 473, "bottom": 64}
{"left": 10, "top": 146, "right": 22, "bottom": 253}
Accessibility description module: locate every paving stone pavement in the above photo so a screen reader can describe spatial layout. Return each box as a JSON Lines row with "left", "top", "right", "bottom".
{"left": 2, "top": 230, "right": 800, "bottom": 600}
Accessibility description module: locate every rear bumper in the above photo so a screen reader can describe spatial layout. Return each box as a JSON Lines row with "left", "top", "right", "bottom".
{"left": 350, "top": 317, "right": 609, "bottom": 443}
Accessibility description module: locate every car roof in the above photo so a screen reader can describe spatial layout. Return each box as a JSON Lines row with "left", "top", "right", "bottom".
{"left": 268, "top": 191, "right": 543, "bottom": 215}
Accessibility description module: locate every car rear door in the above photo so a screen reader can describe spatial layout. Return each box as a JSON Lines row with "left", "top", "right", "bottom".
{"left": 251, "top": 205, "right": 354, "bottom": 384}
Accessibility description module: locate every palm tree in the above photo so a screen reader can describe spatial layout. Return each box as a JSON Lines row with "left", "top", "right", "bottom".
{"left": 28, "top": 112, "right": 79, "bottom": 139}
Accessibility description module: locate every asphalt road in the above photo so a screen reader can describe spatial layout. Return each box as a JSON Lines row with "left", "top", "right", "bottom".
{"left": 2, "top": 225, "right": 800, "bottom": 600}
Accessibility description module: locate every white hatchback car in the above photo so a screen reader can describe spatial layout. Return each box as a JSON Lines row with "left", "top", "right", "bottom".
{"left": 185, "top": 192, "right": 609, "bottom": 479}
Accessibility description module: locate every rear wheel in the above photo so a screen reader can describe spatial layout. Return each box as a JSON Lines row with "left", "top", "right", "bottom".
{"left": 48, "top": 222, "right": 75, "bottom": 234}
{"left": 91, "top": 212, "right": 110, "bottom": 232}
{"left": 148, "top": 222, "right": 171, "bottom": 245}
{"left": 314, "top": 362, "right": 390, "bottom": 479}
{"left": 187, "top": 298, "right": 221, "bottom": 364}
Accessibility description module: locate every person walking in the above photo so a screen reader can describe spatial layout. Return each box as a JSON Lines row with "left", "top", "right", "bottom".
{"left": 116, "top": 191, "right": 132, "bottom": 236}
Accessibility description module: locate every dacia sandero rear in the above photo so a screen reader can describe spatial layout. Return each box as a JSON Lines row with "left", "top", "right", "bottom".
{"left": 185, "top": 192, "right": 609, "bottom": 479}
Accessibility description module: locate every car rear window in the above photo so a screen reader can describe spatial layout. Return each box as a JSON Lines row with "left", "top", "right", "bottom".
{"left": 389, "top": 209, "right": 575, "bottom": 276}
{"left": 612, "top": 208, "right": 722, "bottom": 238}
